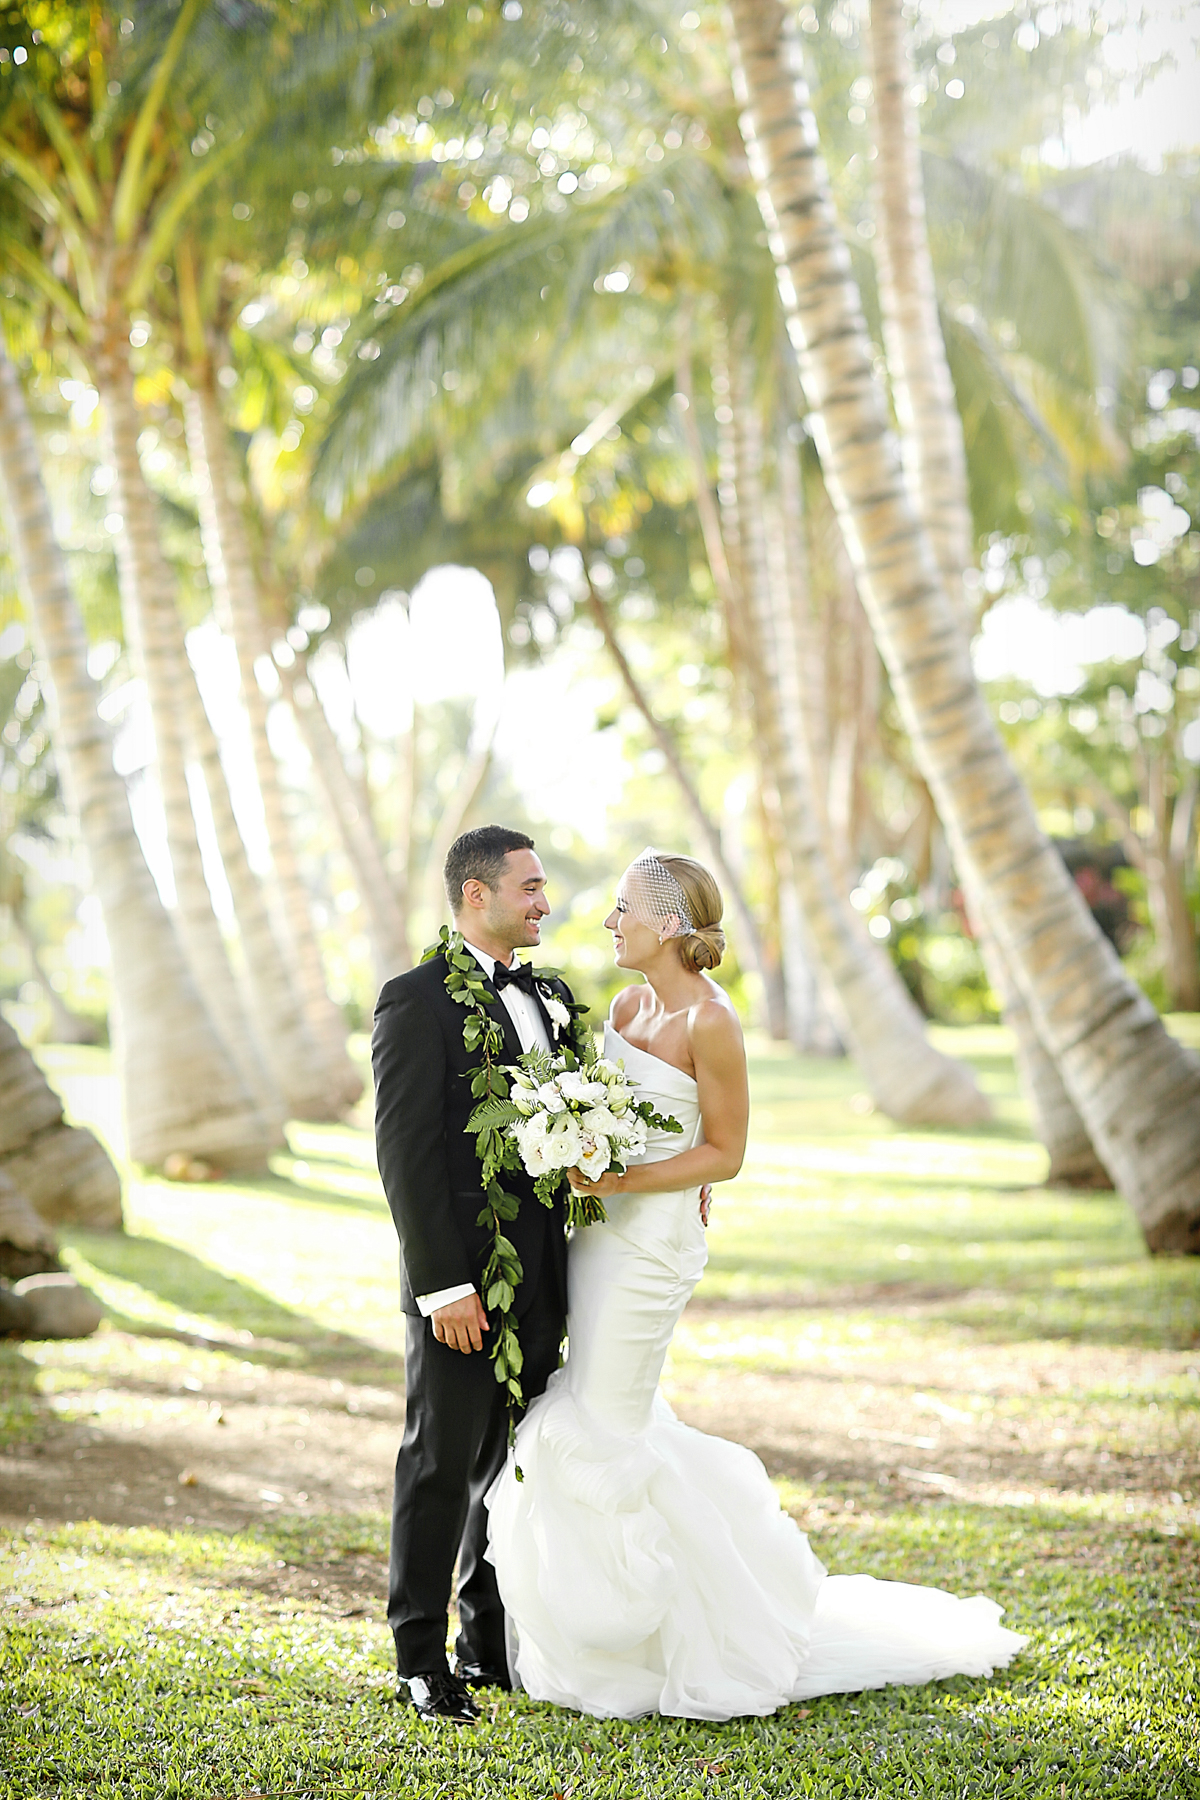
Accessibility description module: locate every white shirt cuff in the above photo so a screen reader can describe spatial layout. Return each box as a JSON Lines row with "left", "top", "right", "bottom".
{"left": 415, "top": 1282, "right": 477, "bottom": 1317}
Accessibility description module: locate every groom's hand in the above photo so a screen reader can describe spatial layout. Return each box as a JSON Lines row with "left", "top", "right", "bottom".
{"left": 432, "top": 1292, "right": 489, "bottom": 1354}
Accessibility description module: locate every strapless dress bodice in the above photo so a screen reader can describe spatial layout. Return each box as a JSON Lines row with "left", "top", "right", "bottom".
{"left": 603, "top": 1022, "right": 702, "bottom": 1163}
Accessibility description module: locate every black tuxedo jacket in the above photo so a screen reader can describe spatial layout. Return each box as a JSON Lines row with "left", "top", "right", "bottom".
{"left": 372, "top": 950, "right": 573, "bottom": 1318}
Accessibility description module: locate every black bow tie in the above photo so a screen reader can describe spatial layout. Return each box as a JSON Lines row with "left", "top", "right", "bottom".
{"left": 491, "top": 960, "right": 536, "bottom": 997}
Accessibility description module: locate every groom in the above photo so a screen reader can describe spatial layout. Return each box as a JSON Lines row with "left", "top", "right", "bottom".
{"left": 372, "top": 825, "right": 573, "bottom": 1723}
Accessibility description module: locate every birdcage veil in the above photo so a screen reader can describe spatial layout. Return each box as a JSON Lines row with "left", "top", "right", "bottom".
{"left": 617, "top": 848, "right": 696, "bottom": 939}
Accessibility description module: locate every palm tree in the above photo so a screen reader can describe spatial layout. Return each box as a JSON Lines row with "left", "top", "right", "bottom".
{"left": 975, "top": 932, "right": 1112, "bottom": 1188}
{"left": 180, "top": 365, "right": 364, "bottom": 1104}
{"left": 0, "top": 662, "right": 100, "bottom": 1047}
{"left": 865, "top": 0, "right": 1110, "bottom": 1185}
{"left": 2, "top": 9, "right": 295, "bottom": 1117}
{"left": 580, "top": 566, "right": 772, "bottom": 990}
{"left": 725, "top": 0, "right": 1200, "bottom": 1250}
{"left": 0, "top": 1016, "right": 122, "bottom": 1229}
{"left": 275, "top": 649, "right": 411, "bottom": 984}
{"left": 866, "top": 0, "right": 974, "bottom": 612}
{"left": 96, "top": 328, "right": 284, "bottom": 1132}
{"left": 175, "top": 648, "right": 342, "bottom": 1120}
{"left": 314, "top": 165, "right": 997, "bottom": 1111}
{"left": 724, "top": 343, "right": 989, "bottom": 1123}
{"left": 417, "top": 700, "right": 497, "bottom": 936}
{"left": 1087, "top": 756, "right": 1200, "bottom": 1019}
{"left": 0, "top": 2, "right": 441, "bottom": 1114}
{"left": 0, "top": 1166, "right": 61, "bottom": 1280}
{"left": 0, "top": 348, "right": 275, "bottom": 1170}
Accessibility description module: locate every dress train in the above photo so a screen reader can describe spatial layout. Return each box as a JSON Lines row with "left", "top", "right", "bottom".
{"left": 486, "top": 1026, "right": 1026, "bottom": 1719}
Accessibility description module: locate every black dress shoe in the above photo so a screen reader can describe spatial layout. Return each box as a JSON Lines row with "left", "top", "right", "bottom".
{"left": 399, "top": 1669, "right": 479, "bottom": 1723}
{"left": 454, "top": 1656, "right": 512, "bottom": 1692}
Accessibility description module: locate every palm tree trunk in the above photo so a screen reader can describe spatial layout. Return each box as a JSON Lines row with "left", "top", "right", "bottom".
{"left": 8, "top": 900, "right": 100, "bottom": 1045}
{"left": 419, "top": 707, "right": 498, "bottom": 932}
{"left": 865, "top": 0, "right": 1110, "bottom": 1177}
{"left": 726, "top": 0, "right": 1200, "bottom": 1249}
{"left": 581, "top": 571, "right": 771, "bottom": 976}
{"left": 769, "top": 453, "right": 843, "bottom": 1054}
{"left": 0, "top": 1016, "right": 123, "bottom": 1228}
{"left": 94, "top": 327, "right": 282, "bottom": 1138}
{"left": 775, "top": 420, "right": 829, "bottom": 794}
{"left": 1090, "top": 761, "right": 1200, "bottom": 1017}
{"left": 972, "top": 922, "right": 1113, "bottom": 1187}
{"left": 674, "top": 331, "right": 746, "bottom": 676}
{"left": 178, "top": 648, "right": 344, "bottom": 1118}
{"left": 676, "top": 329, "right": 789, "bottom": 1036}
{"left": 280, "top": 655, "right": 411, "bottom": 983}
{"left": 728, "top": 353, "right": 990, "bottom": 1123}
{"left": 181, "top": 373, "right": 362, "bottom": 1107}
{"left": 0, "top": 1166, "right": 60, "bottom": 1279}
{"left": 1147, "top": 751, "right": 1200, "bottom": 1014}
{"left": 866, "top": 0, "right": 974, "bottom": 607}
{"left": 0, "top": 347, "right": 272, "bottom": 1172}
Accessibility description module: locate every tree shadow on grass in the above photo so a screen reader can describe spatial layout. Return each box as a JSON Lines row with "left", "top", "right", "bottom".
{"left": 929, "top": 1274, "right": 1200, "bottom": 1353}
{"left": 61, "top": 1228, "right": 402, "bottom": 1378}
{"left": 0, "top": 1342, "right": 43, "bottom": 1449}
{"left": 231, "top": 1164, "right": 390, "bottom": 1220}
{"left": 693, "top": 1254, "right": 1200, "bottom": 1351}
{"left": 749, "top": 1169, "right": 1049, "bottom": 1196}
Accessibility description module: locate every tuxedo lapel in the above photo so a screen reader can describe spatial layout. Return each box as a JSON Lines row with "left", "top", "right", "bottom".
{"left": 479, "top": 975, "right": 524, "bottom": 1064}
{"left": 452, "top": 946, "right": 522, "bottom": 1063}
{"left": 529, "top": 981, "right": 558, "bottom": 1048}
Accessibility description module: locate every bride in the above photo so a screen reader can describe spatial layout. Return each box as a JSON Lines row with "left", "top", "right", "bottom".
{"left": 486, "top": 848, "right": 1026, "bottom": 1721}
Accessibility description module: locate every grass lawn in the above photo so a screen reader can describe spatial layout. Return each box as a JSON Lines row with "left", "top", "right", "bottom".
{"left": 2, "top": 1025, "right": 1198, "bottom": 1798}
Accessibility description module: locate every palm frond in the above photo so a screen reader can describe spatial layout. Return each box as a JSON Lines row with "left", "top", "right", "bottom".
{"left": 942, "top": 305, "right": 1125, "bottom": 538}
{"left": 315, "top": 156, "right": 729, "bottom": 513}
{"left": 925, "top": 148, "right": 1127, "bottom": 398}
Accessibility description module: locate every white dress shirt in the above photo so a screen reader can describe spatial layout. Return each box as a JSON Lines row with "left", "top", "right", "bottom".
{"left": 415, "top": 940, "right": 552, "bottom": 1318}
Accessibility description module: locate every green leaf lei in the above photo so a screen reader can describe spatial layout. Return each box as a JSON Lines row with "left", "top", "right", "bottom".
{"left": 420, "top": 925, "right": 594, "bottom": 1440}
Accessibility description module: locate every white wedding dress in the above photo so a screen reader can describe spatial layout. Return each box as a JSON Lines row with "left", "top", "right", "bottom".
{"left": 485, "top": 1025, "right": 1027, "bottom": 1720}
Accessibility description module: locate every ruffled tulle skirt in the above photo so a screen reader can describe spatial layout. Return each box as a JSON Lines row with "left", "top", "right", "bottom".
{"left": 487, "top": 1381, "right": 1026, "bottom": 1720}
{"left": 486, "top": 1095, "right": 1026, "bottom": 1721}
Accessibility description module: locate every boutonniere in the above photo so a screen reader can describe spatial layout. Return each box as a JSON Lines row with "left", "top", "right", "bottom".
{"left": 538, "top": 982, "right": 571, "bottom": 1039}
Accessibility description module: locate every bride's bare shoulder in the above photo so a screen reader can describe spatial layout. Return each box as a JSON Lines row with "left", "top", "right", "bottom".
{"left": 609, "top": 985, "right": 645, "bottom": 1030}
{"left": 688, "top": 989, "right": 745, "bottom": 1064}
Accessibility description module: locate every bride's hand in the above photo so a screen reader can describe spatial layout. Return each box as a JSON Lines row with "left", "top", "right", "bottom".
{"left": 699, "top": 1184, "right": 712, "bottom": 1226}
{"left": 567, "top": 1167, "right": 622, "bottom": 1199}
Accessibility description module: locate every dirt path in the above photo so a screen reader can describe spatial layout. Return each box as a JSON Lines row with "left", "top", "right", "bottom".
{"left": 4, "top": 1295, "right": 1196, "bottom": 1571}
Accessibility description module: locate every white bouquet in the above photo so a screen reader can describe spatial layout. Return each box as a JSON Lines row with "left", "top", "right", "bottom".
{"left": 468, "top": 1044, "right": 681, "bottom": 1226}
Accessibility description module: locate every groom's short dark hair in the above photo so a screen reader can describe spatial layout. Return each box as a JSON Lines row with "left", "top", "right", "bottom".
{"left": 445, "top": 825, "right": 536, "bottom": 913}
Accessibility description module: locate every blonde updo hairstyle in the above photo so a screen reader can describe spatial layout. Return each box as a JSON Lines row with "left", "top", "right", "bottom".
{"left": 659, "top": 854, "right": 725, "bottom": 972}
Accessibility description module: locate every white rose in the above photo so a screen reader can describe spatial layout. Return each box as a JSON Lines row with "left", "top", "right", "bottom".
{"left": 579, "top": 1103, "right": 621, "bottom": 1140}
{"left": 514, "top": 1111, "right": 549, "bottom": 1153}
{"left": 514, "top": 1112, "right": 554, "bottom": 1175}
{"left": 536, "top": 1082, "right": 567, "bottom": 1114}
{"left": 606, "top": 1084, "right": 633, "bottom": 1114}
{"left": 559, "top": 1070, "right": 608, "bottom": 1106}
{"left": 545, "top": 1113, "right": 583, "bottom": 1168}
{"left": 521, "top": 1132, "right": 559, "bottom": 1176}
{"left": 577, "top": 1136, "right": 612, "bottom": 1178}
